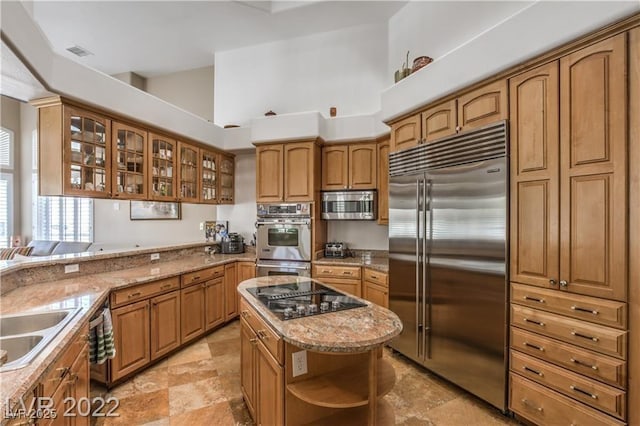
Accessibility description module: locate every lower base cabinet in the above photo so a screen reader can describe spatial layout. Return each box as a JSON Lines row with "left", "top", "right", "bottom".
{"left": 205, "top": 277, "right": 225, "bottom": 330}
{"left": 180, "top": 284, "right": 206, "bottom": 343}
{"left": 111, "top": 300, "right": 151, "bottom": 381}
{"left": 150, "top": 291, "right": 181, "bottom": 360}
{"left": 225, "top": 263, "right": 239, "bottom": 321}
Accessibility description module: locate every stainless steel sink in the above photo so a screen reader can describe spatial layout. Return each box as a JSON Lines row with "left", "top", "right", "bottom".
{"left": 0, "top": 307, "right": 82, "bottom": 372}
{"left": 0, "top": 310, "right": 75, "bottom": 336}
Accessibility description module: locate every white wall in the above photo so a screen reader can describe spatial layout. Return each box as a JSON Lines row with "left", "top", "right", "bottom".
{"left": 1, "top": 96, "right": 22, "bottom": 240}
{"left": 387, "top": 2, "right": 533, "bottom": 79}
{"left": 327, "top": 222, "right": 388, "bottom": 251}
{"left": 146, "top": 66, "right": 215, "bottom": 122}
{"left": 93, "top": 200, "right": 216, "bottom": 248}
{"left": 216, "top": 151, "right": 256, "bottom": 244}
{"left": 214, "top": 23, "right": 388, "bottom": 127}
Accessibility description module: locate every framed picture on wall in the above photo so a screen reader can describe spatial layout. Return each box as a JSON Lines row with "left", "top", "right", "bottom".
{"left": 205, "top": 221, "right": 228, "bottom": 242}
{"left": 130, "top": 201, "right": 181, "bottom": 220}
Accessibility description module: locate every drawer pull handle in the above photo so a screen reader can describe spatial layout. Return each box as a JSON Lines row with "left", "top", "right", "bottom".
{"left": 257, "top": 330, "right": 268, "bottom": 340}
{"left": 249, "top": 337, "right": 258, "bottom": 344}
{"left": 192, "top": 276, "right": 201, "bottom": 281}
{"left": 571, "top": 305, "right": 598, "bottom": 315}
{"left": 371, "top": 275, "right": 378, "bottom": 279}
{"left": 342, "top": 271, "right": 352, "bottom": 275}
{"left": 524, "top": 342, "right": 544, "bottom": 352}
{"left": 524, "top": 318, "right": 545, "bottom": 327}
{"left": 241, "top": 311, "right": 250, "bottom": 318}
{"left": 128, "top": 291, "right": 142, "bottom": 298}
{"left": 322, "top": 270, "right": 331, "bottom": 274}
{"left": 524, "top": 296, "right": 545, "bottom": 303}
{"left": 570, "top": 385, "right": 598, "bottom": 399}
{"left": 523, "top": 366, "right": 543, "bottom": 377}
{"left": 160, "top": 284, "right": 172, "bottom": 290}
{"left": 49, "top": 367, "right": 70, "bottom": 381}
{"left": 571, "top": 331, "right": 599, "bottom": 342}
{"left": 521, "top": 398, "right": 543, "bottom": 412}
{"left": 570, "top": 358, "right": 598, "bottom": 370}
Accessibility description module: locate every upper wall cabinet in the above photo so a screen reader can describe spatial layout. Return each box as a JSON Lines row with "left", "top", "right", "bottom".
{"left": 321, "top": 142, "right": 377, "bottom": 190}
{"left": 256, "top": 141, "right": 319, "bottom": 202}
{"left": 219, "top": 154, "right": 235, "bottom": 204}
{"left": 112, "top": 122, "right": 148, "bottom": 199}
{"left": 148, "top": 133, "right": 177, "bottom": 201}
{"left": 377, "top": 137, "right": 390, "bottom": 225}
{"left": 200, "top": 149, "right": 218, "bottom": 204}
{"left": 389, "top": 79, "right": 508, "bottom": 153}
{"left": 38, "top": 102, "right": 112, "bottom": 197}
{"left": 178, "top": 142, "right": 200, "bottom": 203}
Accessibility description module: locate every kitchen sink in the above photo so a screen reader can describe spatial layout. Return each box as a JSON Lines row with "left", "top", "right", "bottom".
{"left": 0, "top": 307, "right": 82, "bottom": 372}
{"left": 0, "top": 310, "right": 76, "bottom": 336}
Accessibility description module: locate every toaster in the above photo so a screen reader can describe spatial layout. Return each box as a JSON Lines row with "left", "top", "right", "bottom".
{"left": 324, "top": 242, "right": 347, "bottom": 258}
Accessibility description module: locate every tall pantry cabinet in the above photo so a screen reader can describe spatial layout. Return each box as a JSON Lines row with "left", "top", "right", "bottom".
{"left": 509, "top": 33, "right": 631, "bottom": 425}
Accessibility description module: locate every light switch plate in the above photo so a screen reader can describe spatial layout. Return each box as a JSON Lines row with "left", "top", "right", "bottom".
{"left": 150, "top": 253, "right": 160, "bottom": 261}
{"left": 64, "top": 264, "right": 79, "bottom": 273}
{"left": 292, "top": 350, "right": 308, "bottom": 377}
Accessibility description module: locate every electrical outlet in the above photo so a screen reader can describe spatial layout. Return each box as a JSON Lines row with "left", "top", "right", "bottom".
{"left": 64, "top": 264, "right": 79, "bottom": 274}
{"left": 199, "top": 222, "right": 204, "bottom": 231}
{"left": 113, "top": 202, "right": 120, "bottom": 211}
{"left": 150, "top": 267, "right": 160, "bottom": 275}
{"left": 292, "top": 350, "right": 308, "bottom": 377}
{"left": 150, "top": 253, "right": 160, "bottom": 261}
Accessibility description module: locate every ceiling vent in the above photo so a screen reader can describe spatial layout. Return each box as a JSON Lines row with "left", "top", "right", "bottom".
{"left": 66, "top": 45, "right": 93, "bottom": 57}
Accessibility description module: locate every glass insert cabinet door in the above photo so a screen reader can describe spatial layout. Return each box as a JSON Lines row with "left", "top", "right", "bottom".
{"left": 219, "top": 155, "right": 234, "bottom": 204}
{"left": 64, "top": 107, "right": 111, "bottom": 196}
{"left": 148, "top": 133, "right": 177, "bottom": 201}
{"left": 178, "top": 142, "right": 199, "bottom": 202}
{"left": 200, "top": 150, "right": 217, "bottom": 203}
{"left": 112, "top": 122, "right": 147, "bottom": 199}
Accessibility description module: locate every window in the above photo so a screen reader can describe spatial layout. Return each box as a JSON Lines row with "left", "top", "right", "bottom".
{"left": 32, "top": 131, "right": 94, "bottom": 242}
{"left": 0, "top": 127, "right": 14, "bottom": 248}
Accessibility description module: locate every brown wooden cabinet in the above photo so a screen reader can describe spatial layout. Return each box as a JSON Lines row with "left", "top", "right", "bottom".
{"left": 422, "top": 99, "right": 457, "bottom": 142}
{"left": 240, "top": 318, "right": 258, "bottom": 420}
{"left": 36, "top": 102, "right": 112, "bottom": 197}
{"left": 377, "top": 138, "right": 390, "bottom": 224}
{"left": 457, "top": 79, "right": 508, "bottom": 132}
{"left": 225, "top": 262, "right": 239, "bottom": 321}
{"left": 390, "top": 114, "right": 421, "bottom": 152}
{"left": 177, "top": 142, "right": 200, "bottom": 203}
{"left": 150, "top": 290, "right": 181, "bottom": 360}
{"left": 312, "top": 264, "right": 361, "bottom": 297}
{"left": 112, "top": 121, "right": 148, "bottom": 199}
{"left": 205, "top": 277, "right": 225, "bottom": 330}
{"left": 67, "top": 343, "right": 90, "bottom": 426}
{"left": 180, "top": 283, "right": 206, "bottom": 343}
{"left": 219, "top": 154, "right": 235, "bottom": 204}
{"left": 321, "top": 143, "right": 376, "bottom": 190}
{"left": 257, "top": 339, "right": 284, "bottom": 426}
{"left": 238, "top": 261, "right": 256, "bottom": 284}
{"left": 256, "top": 141, "right": 319, "bottom": 202}
{"left": 362, "top": 269, "right": 388, "bottom": 308}
{"left": 111, "top": 299, "right": 150, "bottom": 381}
{"left": 559, "top": 34, "right": 627, "bottom": 301}
{"left": 148, "top": 133, "right": 177, "bottom": 201}
{"left": 200, "top": 149, "right": 218, "bottom": 203}
{"left": 256, "top": 144, "right": 284, "bottom": 202}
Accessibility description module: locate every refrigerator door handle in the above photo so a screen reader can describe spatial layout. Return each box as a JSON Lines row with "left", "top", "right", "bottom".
{"left": 416, "top": 178, "right": 424, "bottom": 359}
{"left": 424, "top": 179, "right": 432, "bottom": 359}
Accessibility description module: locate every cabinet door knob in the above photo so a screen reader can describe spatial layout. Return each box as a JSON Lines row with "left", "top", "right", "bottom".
{"left": 455, "top": 126, "right": 462, "bottom": 132}
{"left": 549, "top": 279, "right": 557, "bottom": 286}
{"left": 560, "top": 280, "right": 568, "bottom": 288}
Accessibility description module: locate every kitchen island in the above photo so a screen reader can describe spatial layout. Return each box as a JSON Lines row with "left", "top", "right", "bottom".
{"left": 238, "top": 276, "right": 402, "bottom": 426}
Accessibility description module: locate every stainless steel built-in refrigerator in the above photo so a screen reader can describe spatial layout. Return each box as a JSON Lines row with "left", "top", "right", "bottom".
{"left": 388, "top": 121, "right": 508, "bottom": 411}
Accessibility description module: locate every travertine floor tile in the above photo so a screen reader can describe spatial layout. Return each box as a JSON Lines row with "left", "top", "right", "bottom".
{"left": 169, "top": 401, "right": 235, "bottom": 426}
{"left": 166, "top": 339, "right": 212, "bottom": 366}
{"left": 168, "top": 377, "right": 227, "bottom": 416}
{"left": 100, "top": 389, "right": 169, "bottom": 425}
{"left": 167, "top": 358, "right": 218, "bottom": 387}
{"left": 424, "top": 395, "right": 517, "bottom": 425}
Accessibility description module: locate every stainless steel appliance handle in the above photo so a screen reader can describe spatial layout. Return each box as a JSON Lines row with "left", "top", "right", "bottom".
{"left": 256, "top": 263, "right": 310, "bottom": 270}
{"left": 416, "top": 178, "right": 423, "bottom": 359}
{"left": 256, "top": 220, "right": 311, "bottom": 226}
{"left": 424, "top": 179, "right": 432, "bottom": 359}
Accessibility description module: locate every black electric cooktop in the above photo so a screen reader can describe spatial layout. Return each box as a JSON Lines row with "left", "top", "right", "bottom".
{"left": 246, "top": 281, "right": 367, "bottom": 320}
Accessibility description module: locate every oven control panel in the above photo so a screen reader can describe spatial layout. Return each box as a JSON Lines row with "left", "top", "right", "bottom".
{"left": 257, "top": 203, "right": 310, "bottom": 217}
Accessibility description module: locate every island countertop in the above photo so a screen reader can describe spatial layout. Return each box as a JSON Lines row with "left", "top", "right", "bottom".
{"left": 237, "top": 276, "right": 402, "bottom": 353}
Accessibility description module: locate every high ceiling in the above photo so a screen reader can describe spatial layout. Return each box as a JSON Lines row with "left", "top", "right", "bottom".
{"left": 30, "top": 1, "right": 406, "bottom": 78}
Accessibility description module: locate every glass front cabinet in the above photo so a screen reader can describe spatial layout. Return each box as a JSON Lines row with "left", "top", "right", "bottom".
{"left": 148, "top": 133, "right": 177, "bottom": 201}
{"left": 112, "top": 122, "right": 148, "bottom": 199}
{"left": 219, "top": 154, "right": 234, "bottom": 204}
{"left": 200, "top": 149, "right": 218, "bottom": 204}
{"left": 178, "top": 142, "right": 200, "bottom": 203}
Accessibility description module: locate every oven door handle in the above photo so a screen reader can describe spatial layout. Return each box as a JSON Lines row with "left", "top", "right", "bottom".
{"left": 256, "top": 220, "right": 311, "bottom": 226}
{"left": 257, "top": 263, "right": 311, "bottom": 270}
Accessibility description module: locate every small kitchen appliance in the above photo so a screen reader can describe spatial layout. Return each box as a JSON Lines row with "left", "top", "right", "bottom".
{"left": 221, "top": 233, "right": 244, "bottom": 254}
{"left": 324, "top": 242, "right": 348, "bottom": 258}
{"left": 321, "top": 190, "right": 376, "bottom": 220}
{"left": 246, "top": 281, "right": 366, "bottom": 321}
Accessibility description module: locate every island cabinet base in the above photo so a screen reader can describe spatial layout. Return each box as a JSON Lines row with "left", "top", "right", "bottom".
{"left": 284, "top": 344, "right": 395, "bottom": 425}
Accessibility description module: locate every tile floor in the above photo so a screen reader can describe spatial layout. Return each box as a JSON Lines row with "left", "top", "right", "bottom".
{"left": 92, "top": 320, "right": 518, "bottom": 425}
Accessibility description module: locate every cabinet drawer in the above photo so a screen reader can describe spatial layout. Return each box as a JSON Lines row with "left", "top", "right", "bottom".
{"left": 312, "top": 264, "right": 361, "bottom": 279}
{"left": 321, "top": 277, "right": 361, "bottom": 297}
{"left": 42, "top": 324, "right": 88, "bottom": 398}
{"left": 181, "top": 266, "right": 224, "bottom": 287}
{"left": 363, "top": 268, "right": 387, "bottom": 286}
{"left": 111, "top": 276, "right": 180, "bottom": 308}
{"left": 510, "top": 328, "right": 626, "bottom": 388}
{"left": 511, "top": 283, "right": 626, "bottom": 329}
{"left": 511, "top": 350, "right": 626, "bottom": 419}
{"left": 510, "top": 374, "right": 625, "bottom": 426}
{"left": 511, "top": 305, "right": 627, "bottom": 359}
{"left": 240, "top": 299, "right": 283, "bottom": 364}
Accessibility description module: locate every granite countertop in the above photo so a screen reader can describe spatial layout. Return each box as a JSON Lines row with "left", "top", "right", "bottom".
{"left": 312, "top": 254, "right": 388, "bottom": 272}
{"left": 238, "top": 276, "right": 402, "bottom": 353}
{"left": 0, "top": 252, "right": 255, "bottom": 417}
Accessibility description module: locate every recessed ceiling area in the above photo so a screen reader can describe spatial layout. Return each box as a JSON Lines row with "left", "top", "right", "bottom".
{"left": 30, "top": 1, "right": 406, "bottom": 77}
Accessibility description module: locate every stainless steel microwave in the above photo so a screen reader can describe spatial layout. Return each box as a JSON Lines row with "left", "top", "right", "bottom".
{"left": 321, "top": 191, "right": 377, "bottom": 220}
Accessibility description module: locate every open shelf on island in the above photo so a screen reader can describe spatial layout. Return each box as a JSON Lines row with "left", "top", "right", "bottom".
{"left": 287, "top": 358, "right": 395, "bottom": 408}
{"left": 302, "top": 398, "right": 395, "bottom": 425}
